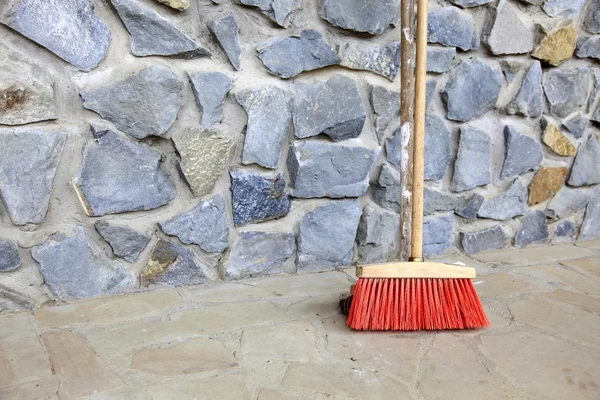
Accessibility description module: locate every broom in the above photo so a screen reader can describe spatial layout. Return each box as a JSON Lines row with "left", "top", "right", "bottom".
{"left": 345, "top": 0, "right": 489, "bottom": 331}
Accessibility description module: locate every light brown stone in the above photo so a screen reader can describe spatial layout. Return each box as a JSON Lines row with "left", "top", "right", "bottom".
{"left": 0, "top": 378, "right": 59, "bottom": 400}
{"left": 285, "top": 294, "right": 342, "bottom": 318}
{"left": 142, "top": 373, "right": 250, "bottom": 399}
{"left": 543, "top": 123, "right": 577, "bottom": 156}
{"left": 576, "top": 239, "right": 600, "bottom": 250}
{"left": 258, "top": 389, "right": 297, "bottom": 400}
{"left": 473, "top": 243, "right": 596, "bottom": 266}
{"left": 475, "top": 272, "right": 541, "bottom": 297}
{"left": 532, "top": 23, "right": 577, "bottom": 66}
{"left": 561, "top": 257, "right": 600, "bottom": 280}
{"left": 516, "top": 264, "right": 600, "bottom": 294}
{"left": 528, "top": 166, "right": 568, "bottom": 205}
{"left": 545, "top": 289, "right": 600, "bottom": 314}
{"left": 154, "top": 0, "right": 189, "bottom": 10}
{"left": 41, "top": 330, "right": 124, "bottom": 400}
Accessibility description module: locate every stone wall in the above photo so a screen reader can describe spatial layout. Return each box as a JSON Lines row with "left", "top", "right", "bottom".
{"left": 0, "top": 0, "right": 599, "bottom": 312}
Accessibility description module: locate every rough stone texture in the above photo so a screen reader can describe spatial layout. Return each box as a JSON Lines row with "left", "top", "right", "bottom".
{"left": 577, "top": 36, "right": 600, "bottom": 61}
{"left": 542, "top": 121, "right": 577, "bottom": 156}
{"left": 0, "top": 239, "right": 21, "bottom": 272}
{"left": 297, "top": 200, "right": 362, "bottom": 270}
{"left": 372, "top": 164, "right": 401, "bottom": 212}
{"left": 294, "top": 75, "right": 365, "bottom": 141}
{"left": 223, "top": 231, "right": 295, "bottom": 279}
{"left": 320, "top": 0, "right": 399, "bottom": 35}
{"left": 141, "top": 238, "right": 208, "bottom": 287}
{"left": 424, "top": 114, "right": 452, "bottom": 181}
{"left": 172, "top": 128, "right": 232, "bottom": 197}
{"left": 461, "top": 225, "right": 508, "bottom": 255}
{"left": 505, "top": 61, "right": 543, "bottom": 118}
{"left": 478, "top": 179, "right": 527, "bottom": 220}
{"left": 456, "top": 194, "right": 484, "bottom": 220}
{"left": 110, "top": 0, "right": 210, "bottom": 58}
{"left": 287, "top": 141, "right": 379, "bottom": 198}
{"left": 0, "top": 128, "right": 66, "bottom": 225}
{"left": 583, "top": 0, "right": 600, "bottom": 33}
{"left": 427, "top": 7, "right": 480, "bottom": 51}
{"left": 385, "top": 128, "right": 401, "bottom": 167}
{"left": 237, "top": 86, "right": 293, "bottom": 169}
{"left": 160, "top": 195, "right": 229, "bottom": 253}
{"left": 422, "top": 213, "right": 454, "bottom": 257}
{"left": 452, "top": 125, "right": 490, "bottom": 192}
{"left": 442, "top": 59, "right": 503, "bottom": 122}
{"left": 95, "top": 221, "right": 150, "bottom": 263}
{"left": 515, "top": 210, "right": 549, "bottom": 248}
{"left": 1, "top": 0, "right": 111, "bottom": 71}
{"left": 356, "top": 205, "right": 400, "bottom": 263}
{"left": 208, "top": 12, "right": 241, "bottom": 70}
{"left": 543, "top": 67, "right": 590, "bottom": 119}
{"left": 338, "top": 41, "right": 400, "bottom": 81}
{"left": 500, "top": 125, "right": 543, "bottom": 179}
{"left": 73, "top": 131, "right": 175, "bottom": 217}
{"left": 81, "top": 65, "right": 183, "bottom": 139}
{"left": 532, "top": 22, "right": 577, "bottom": 66}
{"left": 450, "top": 0, "right": 492, "bottom": 7}
{"left": 424, "top": 188, "right": 458, "bottom": 215}
{"left": 562, "top": 112, "right": 588, "bottom": 138}
{"left": 554, "top": 220, "right": 577, "bottom": 239}
{"left": 426, "top": 47, "right": 455, "bottom": 73}
{"left": 426, "top": 79, "right": 437, "bottom": 110}
{"left": 568, "top": 135, "right": 600, "bottom": 186}
{"left": 589, "top": 68, "right": 600, "bottom": 112}
{"left": 256, "top": 29, "right": 340, "bottom": 79}
{"left": 370, "top": 85, "right": 400, "bottom": 141}
{"left": 580, "top": 198, "right": 600, "bottom": 239}
{"left": 155, "top": 0, "right": 189, "bottom": 10}
{"left": 484, "top": 0, "right": 534, "bottom": 55}
{"left": 543, "top": 0, "right": 585, "bottom": 17}
{"left": 89, "top": 122, "right": 110, "bottom": 139}
{"left": 546, "top": 185, "right": 596, "bottom": 218}
{"left": 189, "top": 72, "right": 232, "bottom": 127}
{"left": 528, "top": 166, "right": 568, "bottom": 205}
{"left": 237, "top": 0, "right": 300, "bottom": 28}
{"left": 32, "top": 227, "right": 134, "bottom": 299}
{"left": 230, "top": 169, "right": 291, "bottom": 226}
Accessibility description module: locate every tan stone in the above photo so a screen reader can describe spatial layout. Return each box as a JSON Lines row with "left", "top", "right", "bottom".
{"left": 532, "top": 23, "right": 577, "bottom": 66}
{"left": 285, "top": 294, "right": 343, "bottom": 318}
{"left": 545, "top": 290, "right": 600, "bottom": 314}
{"left": 543, "top": 123, "right": 577, "bottom": 156}
{"left": 34, "top": 289, "right": 182, "bottom": 328}
{"left": 576, "top": 239, "right": 600, "bottom": 250}
{"left": 0, "top": 378, "right": 59, "bottom": 400}
{"left": 473, "top": 243, "right": 596, "bottom": 266}
{"left": 41, "top": 330, "right": 124, "bottom": 399}
{"left": 144, "top": 373, "right": 250, "bottom": 399}
{"left": 528, "top": 166, "right": 568, "bottom": 205}
{"left": 480, "top": 332, "right": 600, "bottom": 399}
{"left": 516, "top": 264, "right": 600, "bottom": 294}
{"left": 561, "top": 257, "right": 600, "bottom": 280}
{"left": 475, "top": 272, "right": 541, "bottom": 297}
{"left": 258, "top": 388, "right": 297, "bottom": 400}
{"left": 154, "top": 0, "right": 189, "bottom": 11}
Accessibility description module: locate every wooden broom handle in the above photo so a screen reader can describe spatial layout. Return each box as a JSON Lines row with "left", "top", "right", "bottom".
{"left": 410, "top": 0, "right": 429, "bottom": 262}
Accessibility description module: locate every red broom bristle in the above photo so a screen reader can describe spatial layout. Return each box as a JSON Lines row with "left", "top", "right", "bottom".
{"left": 347, "top": 278, "right": 490, "bottom": 331}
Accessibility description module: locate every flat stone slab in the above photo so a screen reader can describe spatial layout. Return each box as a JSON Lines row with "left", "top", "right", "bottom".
{"left": 478, "top": 178, "right": 527, "bottom": 220}
{"left": 426, "top": 47, "right": 455, "bottom": 73}
{"left": 81, "top": 65, "right": 183, "bottom": 139}
{"left": 500, "top": 125, "right": 542, "bottom": 179}
{"left": 515, "top": 210, "right": 549, "bottom": 248}
{"left": 543, "top": 0, "right": 585, "bottom": 17}
{"left": 584, "top": 0, "right": 600, "bottom": 33}
{"left": 542, "top": 120, "right": 577, "bottom": 156}
{"left": 461, "top": 225, "right": 508, "bottom": 255}
{"left": 424, "top": 114, "right": 452, "bottom": 181}
{"left": 287, "top": 141, "right": 379, "bottom": 198}
{"left": 208, "top": 11, "right": 241, "bottom": 70}
{"left": 450, "top": 0, "right": 493, "bottom": 7}
{"left": 237, "top": 0, "right": 300, "bottom": 28}
{"left": 452, "top": 125, "right": 491, "bottom": 192}
{"left": 356, "top": 205, "right": 400, "bottom": 264}
{"left": 0, "top": 128, "right": 66, "bottom": 225}
{"left": 370, "top": 85, "right": 400, "bottom": 141}
{"left": 581, "top": 198, "right": 600, "bottom": 239}
{"left": 189, "top": 72, "right": 232, "bottom": 127}
{"left": 155, "top": 0, "right": 189, "bottom": 10}
{"left": 422, "top": 213, "right": 454, "bottom": 257}
{"left": 257, "top": 29, "right": 340, "bottom": 79}
{"left": 532, "top": 23, "right": 577, "bottom": 66}
{"left": 543, "top": 66, "right": 590, "bottom": 119}
{"left": 428, "top": 7, "right": 479, "bottom": 51}
{"left": 33, "top": 227, "right": 134, "bottom": 299}
{"left": 456, "top": 193, "right": 484, "bottom": 220}
{"left": 1, "top": 0, "right": 111, "bottom": 71}
{"left": 73, "top": 131, "right": 175, "bottom": 216}
{"left": 372, "top": 164, "right": 401, "bottom": 212}
{"left": 505, "top": 61, "right": 543, "bottom": 118}
{"left": 553, "top": 220, "right": 577, "bottom": 240}
{"left": 338, "top": 41, "right": 400, "bottom": 81}
{"left": 0, "top": 239, "right": 21, "bottom": 272}
{"left": 294, "top": 75, "right": 365, "bottom": 141}
{"left": 528, "top": 166, "right": 568, "bottom": 205}
{"left": 320, "top": 0, "right": 399, "bottom": 35}
{"left": 562, "top": 112, "right": 588, "bottom": 138}
{"left": 95, "top": 221, "right": 150, "bottom": 263}
{"left": 546, "top": 185, "right": 597, "bottom": 218}
{"left": 424, "top": 188, "right": 458, "bottom": 215}
{"left": 484, "top": 0, "right": 533, "bottom": 55}
{"left": 569, "top": 136, "right": 600, "bottom": 186}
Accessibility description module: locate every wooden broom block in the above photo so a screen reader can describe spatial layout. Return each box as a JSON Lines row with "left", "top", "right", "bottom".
{"left": 356, "top": 262, "right": 476, "bottom": 279}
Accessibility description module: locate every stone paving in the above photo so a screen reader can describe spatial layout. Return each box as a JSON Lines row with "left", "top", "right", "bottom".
{"left": 1, "top": 240, "right": 599, "bottom": 400}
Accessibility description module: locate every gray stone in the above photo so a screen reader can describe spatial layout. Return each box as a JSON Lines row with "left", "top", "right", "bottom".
{"left": 297, "top": 200, "right": 362, "bottom": 270}
{"left": 294, "top": 75, "right": 365, "bottom": 141}
{"left": 576, "top": 36, "right": 600, "bottom": 61}
{"left": 456, "top": 193, "right": 484, "bottom": 220}
{"left": 584, "top": 0, "right": 600, "bottom": 33}
{"left": 237, "top": 86, "right": 292, "bottom": 169}
{"left": 0, "top": 239, "right": 21, "bottom": 272}
{"left": 142, "top": 238, "right": 208, "bottom": 287}
{"left": 81, "top": 65, "right": 183, "bottom": 139}
{"left": 110, "top": 0, "right": 209, "bottom": 58}
{"left": 0, "top": 128, "right": 66, "bottom": 225}
{"left": 189, "top": 72, "right": 232, "bottom": 127}
{"left": 543, "top": 67, "right": 590, "bottom": 119}
{"left": 452, "top": 125, "right": 491, "bottom": 192}
{"left": 338, "top": 41, "right": 400, "bottom": 81}
{"left": 484, "top": 0, "right": 534, "bottom": 55}
{"left": 0, "top": 44, "right": 57, "bottom": 125}
{"left": 460, "top": 225, "right": 508, "bottom": 255}
{"left": 442, "top": 59, "right": 503, "bottom": 122}
{"left": 581, "top": 198, "right": 600, "bottom": 239}
{"left": 427, "top": 7, "right": 480, "bottom": 51}
{"left": 256, "top": 29, "right": 340, "bottom": 79}
{"left": 424, "top": 114, "right": 452, "bottom": 181}
{"left": 505, "top": 61, "right": 543, "bottom": 118}
{"left": 562, "top": 112, "right": 588, "bottom": 139}
{"left": 95, "top": 221, "right": 150, "bottom": 263}
{"left": 208, "top": 12, "right": 241, "bottom": 70}
{"left": 516, "top": 0, "right": 539, "bottom": 5}
{"left": 230, "top": 169, "right": 291, "bottom": 226}
{"left": 321, "top": 0, "right": 399, "bottom": 35}
{"left": 426, "top": 80, "right": 437, "bottom": 110}
{"left": 2, "top": 0, "right": 110, "bottom": 71}
{"left": 554, "top": 220, "right": 577, "bottom": 239}
{"left": 500, "top": 125, "right": 543, "bottom": 179}
{"left": 546, "top": 185, "right": 596, "bottom": 218}
{"left": 73, "top": 131, "right": 175, "bottom": 216}
{"left": 160, "top": 195, "right": 229, "bottom": 253}
{"left": 287, "top": 141, "right": 379, "bottom": 198}
{"left": 89, "top": 122, "right": 110, "bottom": 139}
{"left": 32, "top": 227, "right": 134, "bottom": 299}
{"left": 426, "top": 47, "right": 455, "bottom": 73}
{"left": 543, "top": 0, "right": 585, "bottom": 17}
{"left": 372, "top": 164, "right": 401, "bottom": 212}
{"left": 237, "top": 0, "right": 300, "bottom": 28}
{"left": 500, "top": 59, "right": 526, "bottom": 83}
{"left": 370, "top": 85, "right": 400, "bottom": 141}
{"left": 386, "top": 127, "right": 401, "bottom": 167}
{"left": 356, "top": 205, "right": 400, "bottom": 264}
{"left": 424, "top": 188, "right": 458, "bottom": 215}
{"left": 478, "top": 179, "right": 527, "bottom": 220}
{"left": 568, "top": 136, "right": 600, "bottom": 186}
{"left": 450, "top": 0, "right": 492, "bottom": 7}
{"left": 515, "top": 210, "right": 549, "bottom": 248}
{"left": 589, "top": 68, "right": 600, "bottom": 112}
{"left": 223, "top": 231, "right": 295, "bottom": 279}
{"left": 422, "top": 213, "right": 455, "bottom": 257}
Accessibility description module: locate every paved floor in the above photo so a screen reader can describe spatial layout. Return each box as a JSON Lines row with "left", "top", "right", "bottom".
{"left": 1, "top": 240, "right": 599, "bottom": 400}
